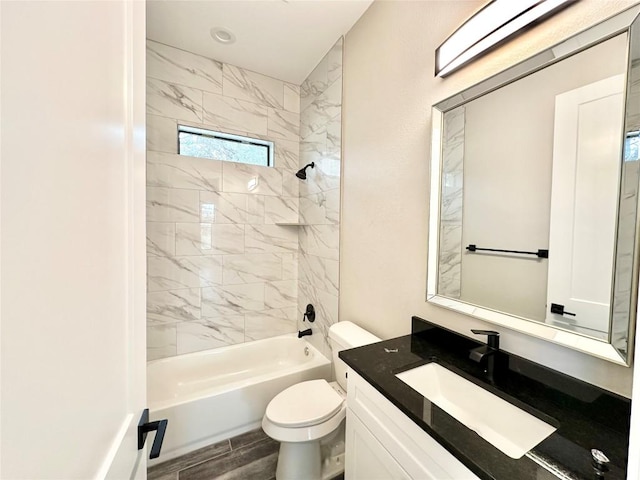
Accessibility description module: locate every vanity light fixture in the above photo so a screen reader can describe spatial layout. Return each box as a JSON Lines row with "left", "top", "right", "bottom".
{"left": 435, "top": 0, "right": 573, "bottom": 77}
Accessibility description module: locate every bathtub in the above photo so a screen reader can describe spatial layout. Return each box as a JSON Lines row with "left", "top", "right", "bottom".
{"left": 147, "top": 333, "right": 331, "bottom": 465}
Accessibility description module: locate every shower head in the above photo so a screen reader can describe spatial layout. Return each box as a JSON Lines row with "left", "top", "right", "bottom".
{"left": 295, "top": 162, "right": 315, "bottom": 180}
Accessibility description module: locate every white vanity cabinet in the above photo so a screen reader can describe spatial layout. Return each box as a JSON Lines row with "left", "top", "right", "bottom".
{"left": 345, "top": 368, "right": 480, "bottom": 480}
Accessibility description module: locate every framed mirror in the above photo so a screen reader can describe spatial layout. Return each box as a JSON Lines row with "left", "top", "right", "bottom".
{"left": 428, "top": 5, "right": 640, "bottom": 366}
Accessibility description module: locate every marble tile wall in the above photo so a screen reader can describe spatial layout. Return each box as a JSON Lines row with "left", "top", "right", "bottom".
{"left": 438, "top": 106, "right": 465, "bottom": 299}
{"left": 146, "top": 40, "right": 301, "bottom": 360}
{"left": 297, "top": 39, "right": 344, "bottom": 359}
{"left": 611, "top": 62, "right": 640, "bottom": 354}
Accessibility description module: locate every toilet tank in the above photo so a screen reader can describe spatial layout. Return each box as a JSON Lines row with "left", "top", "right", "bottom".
{"left": 329, "top": 321, "right": 380, "bottom": 391}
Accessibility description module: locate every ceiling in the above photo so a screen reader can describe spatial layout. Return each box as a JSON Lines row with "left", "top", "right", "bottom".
{"left": 146, "top": 0, "right": 374, "bottom": 85}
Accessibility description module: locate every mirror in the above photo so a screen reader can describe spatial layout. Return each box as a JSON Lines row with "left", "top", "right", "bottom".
{"left": 428, "top": 6, "right": 640, "bottom": 366}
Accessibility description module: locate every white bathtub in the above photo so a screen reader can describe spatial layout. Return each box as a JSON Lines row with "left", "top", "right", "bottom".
{"left": 147, "top": 334, "right": 331, "bottom": 464}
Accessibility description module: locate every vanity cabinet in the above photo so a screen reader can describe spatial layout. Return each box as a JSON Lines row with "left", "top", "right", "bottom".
{"left": 345, "top": 368, "right": 480, "bottom": 480}
{"left": 346, "top": 412, "right": 411, "bottom": 479}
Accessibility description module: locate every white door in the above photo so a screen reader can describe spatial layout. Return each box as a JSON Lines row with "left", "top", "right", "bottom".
{"left": 0, "top": 1, "right": 147, "bottom": 478}
{"left": 546, "top": 75, "right": 625, "bottom": 336}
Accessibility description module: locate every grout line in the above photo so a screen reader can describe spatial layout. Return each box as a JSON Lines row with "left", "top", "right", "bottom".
{"left": 229, "top": 434, "right": 270, "bottom": 451}
{"left": 174, "top": 439, "right": 232, "bottom": 476}
{"left": 176, "top": 437, "right": 276, "bottom": 476}
{"left": 150, "top": 439, "right": 232, "bottom": 478}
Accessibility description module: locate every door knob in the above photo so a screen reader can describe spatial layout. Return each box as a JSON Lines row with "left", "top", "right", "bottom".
{"left": 550, "top": 303, "right": 576, "bottom": 317}
{"left": 138, "top": 408, "right": 168, "bottom": 459}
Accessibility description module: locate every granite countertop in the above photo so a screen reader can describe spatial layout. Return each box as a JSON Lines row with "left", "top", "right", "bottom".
{"left": 339, "top": 317, "right": 631, "bottom": 480}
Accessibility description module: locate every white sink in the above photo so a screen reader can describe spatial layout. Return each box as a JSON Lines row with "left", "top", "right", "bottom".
{"left": 395, "top": 363, "right": 556, "bottom": 459}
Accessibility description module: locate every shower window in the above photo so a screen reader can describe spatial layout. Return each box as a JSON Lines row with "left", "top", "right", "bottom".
{"left": 625, "top": 131, "right": 639, "bottom": 162}
{"left": 178, "top": 125, "right": 274, "bottom": 167}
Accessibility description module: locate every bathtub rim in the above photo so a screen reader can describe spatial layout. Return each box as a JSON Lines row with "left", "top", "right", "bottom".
{"left": 147, "top": 333, "right": 330, "bottom": 411}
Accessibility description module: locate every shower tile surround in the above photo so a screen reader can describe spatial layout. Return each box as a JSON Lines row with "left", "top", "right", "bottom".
{"left": 438, "top": 106, "right": 465, "bottom": 299}
{"left": 146, "top": 39, "right": 343, "bottom": 360}
{"left": 297, "top": 39, "right": 343, "bottom": 359}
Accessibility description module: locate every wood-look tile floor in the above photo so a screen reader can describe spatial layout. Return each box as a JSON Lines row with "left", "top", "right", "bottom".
{"left": 148, "top": 428, "right": 346, "bottom": 480}
{"left": 148, "top": 429, "right": 279, "bottom": 480}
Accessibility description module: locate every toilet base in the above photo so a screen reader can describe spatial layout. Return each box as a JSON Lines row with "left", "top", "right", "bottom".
{"left": 274, "top": 429, "right": 346, "bottom": 480}
{"left": 276, "top": 441, "right": 322, "bottom": 480}
{"left": 321, "top": 452, "right": 345, "bottom": 480}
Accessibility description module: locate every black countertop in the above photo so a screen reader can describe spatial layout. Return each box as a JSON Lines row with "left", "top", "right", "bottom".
{"left": 338, "top": 317, "right": 631, "bottom": 480}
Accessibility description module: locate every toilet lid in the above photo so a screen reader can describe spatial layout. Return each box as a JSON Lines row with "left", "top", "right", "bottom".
{"left": 266, "top": 379, "right": 344, "bottom": 428}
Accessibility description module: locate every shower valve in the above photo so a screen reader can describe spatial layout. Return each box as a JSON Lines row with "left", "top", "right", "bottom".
{"left": 303, "top": 304, "right": 316, "bottom": 323}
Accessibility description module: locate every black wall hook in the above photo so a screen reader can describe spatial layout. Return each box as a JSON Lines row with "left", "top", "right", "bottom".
{"left": 303, "top": 304, "right": 316, "bottom": 323}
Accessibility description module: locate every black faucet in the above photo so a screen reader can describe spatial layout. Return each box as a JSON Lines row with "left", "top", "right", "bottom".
{"left": 298, "top": 328, "right": 312, "bottom": 338}
{"left": 469, "top": 329, "right": 500, "bottom": 381}
{"left": 591, "top": 449, "right": 610, "bottom": 479}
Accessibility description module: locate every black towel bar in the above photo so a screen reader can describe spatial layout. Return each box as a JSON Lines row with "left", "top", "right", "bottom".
{"left": 466, "top": 244, "right": 549, "bottom": 258}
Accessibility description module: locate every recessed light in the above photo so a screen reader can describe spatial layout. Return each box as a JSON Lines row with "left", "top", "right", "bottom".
{"left": 210, "top": 27, "right": 236, "bottom": 45}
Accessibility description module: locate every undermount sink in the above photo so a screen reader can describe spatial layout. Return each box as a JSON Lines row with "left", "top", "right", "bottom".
{"left": 395, "top": 363, "right": 556, "bottom": 459}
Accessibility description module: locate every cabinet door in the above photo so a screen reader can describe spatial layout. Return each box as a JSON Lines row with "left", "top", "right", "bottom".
{"left": 347, "top": 368, "right": 480, "bottom": 479}
{"left": 346, "top": 411, "right": 412, "bottom": 480}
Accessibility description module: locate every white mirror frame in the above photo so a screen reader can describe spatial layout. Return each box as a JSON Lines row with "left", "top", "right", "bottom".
{"left": 427, "top": 6, "right": 640, "bottom": 366}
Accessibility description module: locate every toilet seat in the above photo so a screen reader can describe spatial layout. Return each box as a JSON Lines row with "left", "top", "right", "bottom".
{"left": 262, "top": 380, "right": 347, "bottom": 443}
{"left": 266, "top": 379, "right": 343, "bottom": 428}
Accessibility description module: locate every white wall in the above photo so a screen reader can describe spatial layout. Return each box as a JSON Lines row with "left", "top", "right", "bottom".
{"left": 341, "top": 0, "right": 640, "bottom": 397}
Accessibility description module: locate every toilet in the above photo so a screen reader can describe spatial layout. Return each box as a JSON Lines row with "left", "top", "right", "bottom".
{"left": 262, "top": 321, "right": 380, "bottom": 480}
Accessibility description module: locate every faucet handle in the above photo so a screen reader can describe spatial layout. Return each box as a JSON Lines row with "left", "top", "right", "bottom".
{"left": 591, "top": 449, "right": 609, "bottom": 477}
{"left": 471, "top": 329, "right": 500, "bottom": 349}
{"left": 471, "top": 329, "right": 499, "bottom": 336}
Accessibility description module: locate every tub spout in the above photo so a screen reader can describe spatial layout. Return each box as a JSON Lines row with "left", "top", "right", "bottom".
{"left": 298, "top": 328, "right": 312, "bottom": 338}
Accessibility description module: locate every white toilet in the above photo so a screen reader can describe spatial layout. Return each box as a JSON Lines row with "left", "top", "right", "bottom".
{"left": 262, "top": 321, "right": 380, "bottom": 480}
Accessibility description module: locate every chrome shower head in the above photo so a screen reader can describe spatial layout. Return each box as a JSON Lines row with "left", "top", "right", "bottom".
{"left": 295, "top": 162, "right": 315, "bottom": 180}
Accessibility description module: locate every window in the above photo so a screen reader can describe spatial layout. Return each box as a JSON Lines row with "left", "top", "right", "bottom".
{"left": 625, "top": 131, "right": 639, "bottom": 162}
{"left": 178, "top": 125, "right": 274, "bottom": 167}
